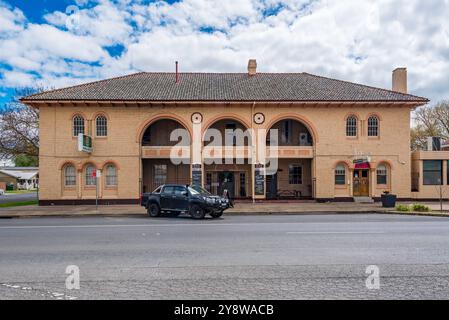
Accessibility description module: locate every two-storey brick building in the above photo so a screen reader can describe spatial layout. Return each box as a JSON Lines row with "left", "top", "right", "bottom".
{"left": 21, "top": 60, "right": 428, "bottom": 205}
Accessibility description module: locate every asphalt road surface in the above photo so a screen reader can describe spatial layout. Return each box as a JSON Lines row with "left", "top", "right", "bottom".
{"left": 1, "top": 214, "right": 449, "bottom": 300}
{"left": 0, "top": 192, "right": 37, "bottom": 204}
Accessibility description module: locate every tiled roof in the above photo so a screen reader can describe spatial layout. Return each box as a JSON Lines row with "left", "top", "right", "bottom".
{"left": 22, "top": 72, "right": 429, "bottom": 103}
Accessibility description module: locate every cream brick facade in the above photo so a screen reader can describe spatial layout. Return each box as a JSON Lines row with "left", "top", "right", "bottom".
{"left": 35, "top": 102, "right": 415, "bottom": 204}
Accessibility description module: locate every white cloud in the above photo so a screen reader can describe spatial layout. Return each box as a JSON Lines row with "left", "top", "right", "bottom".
{"left": 0, "top": 0, "right": 448, "bottom": 101}
{"left": 1, "top": 70, "right": 36, "bottom": 87}
{"left": 0, "top": 3, "right": 25, "bottom": 34}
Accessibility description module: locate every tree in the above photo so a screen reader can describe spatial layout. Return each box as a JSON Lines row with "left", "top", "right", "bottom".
{"left": 14, "top": 154, "right": 39, "bottom": 167}
{"left": 0, "top": 88, "right": 42, "bottom": 163}
{"left": 411, "top": 101, "right": 449, "bottom": 150}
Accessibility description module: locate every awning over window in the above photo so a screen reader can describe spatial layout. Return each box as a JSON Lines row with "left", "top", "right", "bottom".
{"left": 354, "top": 162, "right": 370, "bottom": 169}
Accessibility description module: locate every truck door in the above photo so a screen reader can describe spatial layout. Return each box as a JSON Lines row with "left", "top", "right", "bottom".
{"left": 173, "top": 186, "right": 189, "bottom": 210}
{"left": 160, "top": 186, "right": 175, "bottom": 210}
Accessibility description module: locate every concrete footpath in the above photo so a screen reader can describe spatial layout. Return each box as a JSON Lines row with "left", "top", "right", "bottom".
{"left": 1, "top": 201, "right": 449, "bottom": 218}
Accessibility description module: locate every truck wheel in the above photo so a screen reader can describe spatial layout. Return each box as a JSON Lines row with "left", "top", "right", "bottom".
{"left": 147, "top": 203, "right": 160, "bottom": 217}
{"left": 190, "top": 204, "right": 205, "bottom": 219}
{"left": 210, "top": 211, "right": 223, "bottom": 219}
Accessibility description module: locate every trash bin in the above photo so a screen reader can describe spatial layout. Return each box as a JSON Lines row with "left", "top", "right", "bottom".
{"left": 381, "top": 192, "right": 397, "bottom": 208}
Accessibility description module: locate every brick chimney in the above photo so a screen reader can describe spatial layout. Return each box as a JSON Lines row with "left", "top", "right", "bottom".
{"left": 392, "top": 67, "right": 407, "bottom": 93}
{"left": 248, "top": 59, "right": 257, "bottom": 76}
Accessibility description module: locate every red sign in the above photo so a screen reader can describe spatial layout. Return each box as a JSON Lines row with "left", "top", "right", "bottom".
{"left": 92, "top": 170, "right": 96, "bottom": 178}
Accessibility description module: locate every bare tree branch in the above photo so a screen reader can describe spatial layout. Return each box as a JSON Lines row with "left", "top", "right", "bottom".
{"left": 411, "top": 101, "right": 449, "bottom": 150}
{"left": 0, "top": 87, "right": 44, "bottom": 161}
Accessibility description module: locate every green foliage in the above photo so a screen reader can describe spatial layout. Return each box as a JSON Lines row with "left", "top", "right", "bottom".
{"left": 14, "top": 154, "right": 38, "bottom": 167}
{"left": 396, "top": 204, "right": 410, "bottom": 212}
{"left": 411, "top": 204, "right": 431, "bottom": 212}
{"left": 0, "top": 200, "right": 38, "bottom": 208}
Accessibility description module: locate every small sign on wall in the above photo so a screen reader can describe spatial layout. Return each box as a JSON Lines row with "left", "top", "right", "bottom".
{"left": 78, "top": 133, "right": 93, "bottom": 153}
{"left": 254, "top": 163, "right": 265, "bottom": 196}
{"left": 192, "top": 163, "right": 202, "bottom": 187}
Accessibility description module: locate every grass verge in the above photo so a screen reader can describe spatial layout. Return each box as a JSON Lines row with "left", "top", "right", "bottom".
{"left": 5, "top": 190, "right": 38, "bottom": 194}
{"left": 0, "top": 200, "right": 38, "bottom": 208}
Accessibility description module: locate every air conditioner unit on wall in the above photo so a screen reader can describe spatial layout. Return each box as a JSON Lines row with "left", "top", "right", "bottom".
{"left": 299, "top": 133, "right": 309, "bottom": 146}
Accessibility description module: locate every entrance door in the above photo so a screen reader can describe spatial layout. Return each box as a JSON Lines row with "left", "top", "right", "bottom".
{"left": 353, "top": 170, "right": 369, "bottom": 196}
{"left": 266, "top": 173, "right": 278, "bottom": 200}
{"left": 218, "top": 172, "right": 235, "bottom": 198}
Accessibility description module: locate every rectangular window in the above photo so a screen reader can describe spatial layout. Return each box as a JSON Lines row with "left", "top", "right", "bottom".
{"left": 289, "top": 164, "right": 302, "bottom": 185}
{"left": 377, "top": 173, "right": 387, "bottom": 185}
{"left": 206, "top": 173, "right": 212, "bottom": 192}
{"left": 239, "top": 172, "right": 246, "bottom": 197}
{"left": 85, "top": 166, "right": 96, "bottom": 186}
{"left": 335, "top": 168, "right": 346, "bottom": 185}
{"left": 423, "top": 160, "right": 442, "bottom": 185}
{"left": 154, "top": 164, "right": 167, "bottom": 186}
{"left": 65, "top": 166, "right": 76, "bottom": 186}
{"left": 376, "top": 167, "right": 387, "bottom": 185}
{"left": 105, "top": 165, "right": 117, "bottom": 186}
{"left": 447, "top": 161, "right": 449, "bottom": 186}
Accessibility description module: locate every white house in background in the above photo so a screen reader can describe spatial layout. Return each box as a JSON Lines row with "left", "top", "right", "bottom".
{"left": 0, "top": 167, "right": 39, "bottom": 190}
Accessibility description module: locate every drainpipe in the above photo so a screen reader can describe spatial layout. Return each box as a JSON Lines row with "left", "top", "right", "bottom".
{"left": 251, "top": 101, "right": 256, "bottom": 203}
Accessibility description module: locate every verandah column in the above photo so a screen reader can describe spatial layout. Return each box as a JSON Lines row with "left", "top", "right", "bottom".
{"left": 191, "top": 118, "right": 203, "bottom": 186}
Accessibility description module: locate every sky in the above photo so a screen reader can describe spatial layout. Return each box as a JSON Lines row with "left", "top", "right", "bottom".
{"left": 1, "top": 0, "right": 449, "bottom": 110}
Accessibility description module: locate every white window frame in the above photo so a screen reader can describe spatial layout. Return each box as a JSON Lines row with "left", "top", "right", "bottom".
{"left": 96, "top": 115, "right": 108, "bottom": 137}
{"left": 64, "top": 165, "right": 76, "bottom": 187}
{"left": 73, "top": 115, "right": 85, "bottom": 137}
{"left": 368, "top": 116, "right": 379, "bottom": 137}
{"left": 105, "top": 164, "right": 117, "bottom": 186}
{"left": 288, "top": 164, "right": 303, "bottom": 185}
{"left": 335, "top": 165, "right": 346, "bottom": 185}
{"left": 346, "top": 116, "right": 358, "bottom": 137}
{"left": 85, "top": 165, "right": 96, "bottom": 186}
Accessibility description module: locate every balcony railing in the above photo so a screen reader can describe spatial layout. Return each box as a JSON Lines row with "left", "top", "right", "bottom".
{"left": 141, "top": 145, "right": 313, "bottom": 159}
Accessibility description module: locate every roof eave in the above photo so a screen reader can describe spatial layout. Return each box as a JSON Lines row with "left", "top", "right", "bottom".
{"left": 21, "top": 99, "right": 429, "bottom": 107}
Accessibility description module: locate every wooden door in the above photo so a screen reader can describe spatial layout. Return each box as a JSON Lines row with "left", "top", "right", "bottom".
{"left": 353, "top": 170, "right": 370, "bottom": 196}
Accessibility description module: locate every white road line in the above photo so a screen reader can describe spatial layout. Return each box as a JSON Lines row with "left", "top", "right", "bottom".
{"left": 0, "top": 222, "right": 306, "bottom": 229}
{"left": 0, "top": 223, "right": 387, "bottom": 235}
{"left": 286, "top": 231, "right": 385, "bottom": 235}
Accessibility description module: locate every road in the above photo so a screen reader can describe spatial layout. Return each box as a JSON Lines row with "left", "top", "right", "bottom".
{"left": 1, "top": 214, "right": 449, "bottom": 300}
{"left": 0, "top": 192, "right": 37, "bottom": 204}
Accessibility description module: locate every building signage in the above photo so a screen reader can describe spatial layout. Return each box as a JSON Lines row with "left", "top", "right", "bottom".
{"left": 191, "top": 163, "right": 202, "bottom": 187}
{"left": 78, "top": 134, "right": 93, "bottom": 153}
{"left": 353, "top": 156, "right": 371, "bottom": 164}
{"left": 254, "top": 164, "right": 265, "bottom": 196}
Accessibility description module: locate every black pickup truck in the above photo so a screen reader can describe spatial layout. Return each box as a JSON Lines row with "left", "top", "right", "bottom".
{"left": 140, "top": 184, "right": 230, "bottom": 219}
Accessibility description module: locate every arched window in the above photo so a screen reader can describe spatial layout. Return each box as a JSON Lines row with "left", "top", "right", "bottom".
{"left": 368, "top": 116, "right": 379, "bottom": 137}
{"left": 335, "top": 164, "right": 346, "bottom": 185}
{"left": 105, "top": 164, "right": 117, "bottom": 186}
{"left": 346, "top": 116, "right": 357, "bottom": 137}
{"left": 64, "top": 165, "right": 76, "bottom": 186}
{"left": 85, "top": 165, "right": 96, "bottom": 186}
{"left": 377, "top": 164, "right": 388, "bottom": 185}
{"left": 73, "top": 115, "right": 85, "bottom": 137}
{"left": 96, "top": 115, "right": 107, "bottom": 137}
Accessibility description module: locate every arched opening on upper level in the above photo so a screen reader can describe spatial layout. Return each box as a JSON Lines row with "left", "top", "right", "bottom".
{"left": 203, "top": 118, "right": 250, "bottom": 147}
{"left": 266, "top": 119, "right": 314, "bottom": 147}
{"left": 141, "top": 118, "right": 190, "bottom": 147}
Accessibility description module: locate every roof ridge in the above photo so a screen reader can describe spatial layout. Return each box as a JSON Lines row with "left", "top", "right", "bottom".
{"left": 302, "top": 72, "right": 429, "bottom": 102}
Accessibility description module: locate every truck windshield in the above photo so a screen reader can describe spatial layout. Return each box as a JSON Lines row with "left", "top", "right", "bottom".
{"left": 188, "top": 186, "right": 200, "bottom": 195}
{"left": 191, "top": 185, "right": 212, "bottom": 195}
